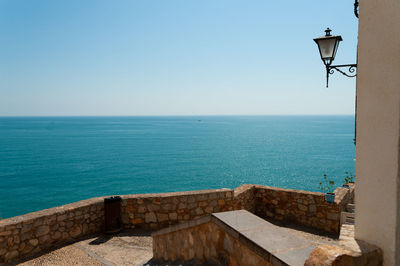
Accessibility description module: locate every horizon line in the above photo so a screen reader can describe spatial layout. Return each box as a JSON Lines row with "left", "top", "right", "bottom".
{"left": 0, "top": 114, "right": 355, "bottom": 117}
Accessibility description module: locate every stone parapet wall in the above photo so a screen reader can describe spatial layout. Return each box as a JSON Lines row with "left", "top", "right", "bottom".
{"left": 0, "top": 183, "right": 353, "bottom": 263}
{"left": 232, "top": 184, "right": 256, "bottom": 212}
{"left": 0, "top": 187, "right": 245, "bottom": 264}
{"left": 120, "top": 188, "right": 236, "bottom": 231}
{"left": 119, "top": 184, "right": 256, "bottom": 231}
{"left": 0, "top": 197, "right": 104, "bottom": 263}
{"left": 254, "top": 185, "right": 353, "bottom": 234}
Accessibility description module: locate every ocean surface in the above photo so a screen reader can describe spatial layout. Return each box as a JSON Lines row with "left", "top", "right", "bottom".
{"left": 0, "top": 116, "right": 355, "bottom": 219}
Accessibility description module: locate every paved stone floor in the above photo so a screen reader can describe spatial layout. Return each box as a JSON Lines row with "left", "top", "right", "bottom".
{"left": 19, "top": 230, "right": 153, "bottom": 266}
{"left": 18, "top": 225, "right": 338, "bottom": 266}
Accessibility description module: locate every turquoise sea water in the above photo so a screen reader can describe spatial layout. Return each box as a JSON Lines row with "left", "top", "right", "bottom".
{"left": 0, "top": 116, "right": 355, "bottom": 219}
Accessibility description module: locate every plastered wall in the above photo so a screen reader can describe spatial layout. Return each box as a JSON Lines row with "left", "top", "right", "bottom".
{"left": 355, "top": 0, "right": 400, "bottom": 264}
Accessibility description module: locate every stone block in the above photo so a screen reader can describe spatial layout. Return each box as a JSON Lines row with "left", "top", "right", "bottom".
{"left": 188, "top": 202, "right": 197, "bottom": 209}
{"left": 209, "top": 200, "right": 218, "bottom": 207}
{"left": 137, "top": 199, "right": 144, "bottom": 204}
{"left": 35, "top": 225, "right": 50, "bottom": 237}
{"left": 276, "top": 209, "right": 285, "bottom": 215}
{"left": 223, "top": 235, "right": 233, "bottom": 253}
{"left": 198, "top": 201, "right": 208, "bottom": 207}
{"left": 0, "top": 231, "right": 12, "bottom": 237}
{"left": 162, "top": 204, "right": 172, "bottom": 211}
{"left": 205, "top": 206, "right": 213, "bottom": 214}
{"left": 169, "top": 213, "right": 178, "bottom": 220}
{"left": 138, "top": 206, "right": 146, "bottom": 213}
{"left": 4, "top": 250, "right": 18, "bottom": 261}
{"left": 62, "top": 232, "right": 69, "bottom": 240}
{"left": 147, "top": 204, "right": 160, "bottom": 211}
{"left": 298, "top": 204, "right": 308, "bottom": 211}
{"left": 52, "top": 231, "right": 61, "bottom": 240}
{"left": 153, "top": 198, "right": 161, "bottom": 205}
{"left": 309, "top": 204, "right": 317, "bottom": 213}
{"left": 0, "top": 247, "right": 6, "bottom": 256}
{"left": 327, "top": 212, "right": 339, "bottom": 220}
{"left": 195, "top": 208, "right": 204, "bottom": 215}
{"left": 178, "top": 202, "right": 187, "bottom": 209}
{"left": 7, "top": 236, "right": 14, "bottom": 247}
{"left": 131, "top": 218, "right": 143, "bottom": 224}
{"left": 196, "top": 194, "right": 208, "bottom": 201}
{"left": 157, "top": 213, "right": 169, "bottom": 222}
{"left": 70, "top": 225, "right": 82, "bottom": 238}
{"left": 39, "top": 235, "right": 51, "bottom": 244}
{"left": 209, "top": 193, "right": 218, "bottom": 200}
{"left": 82, "top": 224, "right": 89, "bottom": 234}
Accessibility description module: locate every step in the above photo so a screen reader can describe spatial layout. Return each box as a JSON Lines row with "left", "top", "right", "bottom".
{"left": 340, "top": 211, "right": 355, "bottom": 226}
{"left": 347, "top": 204, "right": 355, "bottom": 213}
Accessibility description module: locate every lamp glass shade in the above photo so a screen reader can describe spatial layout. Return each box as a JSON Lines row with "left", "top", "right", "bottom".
{"left": 318, "top": 38, "right": 339, "bottom": 60}
{"left": 314, "top": 31, "right": 342, "bottom": 65}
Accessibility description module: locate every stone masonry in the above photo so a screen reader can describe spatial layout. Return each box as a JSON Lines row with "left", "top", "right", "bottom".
{"left": 0, "top": 184, "right": 353, "bottom": 263}
{"left": 120, "top": 189, "right": 235, "bottom": 231}
{"left": 254, "top": 184, "right": 354, "bottom": 234}
{"left": 153, "top": 219, "right": 270, "bottom": 265}
{"left": 0, "top": 197, "right": 104, "bottom": 263}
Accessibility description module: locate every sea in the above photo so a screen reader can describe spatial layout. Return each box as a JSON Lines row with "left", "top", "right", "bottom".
{"left": 0, "top": 116, "right": 355, "bottom": 219}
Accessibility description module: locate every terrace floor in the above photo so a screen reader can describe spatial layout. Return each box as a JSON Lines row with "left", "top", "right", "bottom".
{"left": 17, "top": 222, "right": 338, "bottom": 266}
{"left": 19, "top": 230, "right": 153, "bottom": 266}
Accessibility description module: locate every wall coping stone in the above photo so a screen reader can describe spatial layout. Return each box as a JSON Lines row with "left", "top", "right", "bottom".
{"left": 0, "top": 196, "right": 105, "bottom": 228}
{"left": 0, "top": 188, "right": 232, "bottom": 226}
{"left": 253, "top": 184, "right": 325, "bottom": 196}
{"left": 120, "top": 188, "right": 232, "bottom": 200}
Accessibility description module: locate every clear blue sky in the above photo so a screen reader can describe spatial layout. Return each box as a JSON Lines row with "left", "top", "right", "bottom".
{"left": 0, "top": 0, "right": 358, "bottom": 116}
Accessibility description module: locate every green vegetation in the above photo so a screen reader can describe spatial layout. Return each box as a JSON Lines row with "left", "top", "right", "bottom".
{"left": 319, "top": 174, "right": 335, "bottom": 193}
{"left": 344, "top": 172, "right": 354, "bottom": 184}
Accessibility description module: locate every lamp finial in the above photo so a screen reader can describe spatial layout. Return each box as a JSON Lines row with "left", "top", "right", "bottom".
{"left": 325, "top": 28, "right": 332, "bottom": 36}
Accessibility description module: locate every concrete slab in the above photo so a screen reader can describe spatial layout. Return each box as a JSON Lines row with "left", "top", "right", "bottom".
{"left": 213, "top": 210, "right": 316, "bottom": 265}
{"left": 274, "top": 246, "right": 315, "bottom": 266}
{"left": 212, "top": 209, "right": 272, "bottom": 231}
{"left": 240, "top": 226, "right": 312, "bottom": 254}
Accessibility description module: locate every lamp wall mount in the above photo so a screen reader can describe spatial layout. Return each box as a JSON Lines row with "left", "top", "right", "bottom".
{"left": 326, "top": 64, "right": 357, "bottom": 88}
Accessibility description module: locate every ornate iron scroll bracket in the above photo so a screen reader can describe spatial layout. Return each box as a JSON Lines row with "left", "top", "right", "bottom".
{"left": 354, "top": 0, "right": 359, "bottom": 18}
{"left": 325, "top": 64, "right": 357, "bottom": 87}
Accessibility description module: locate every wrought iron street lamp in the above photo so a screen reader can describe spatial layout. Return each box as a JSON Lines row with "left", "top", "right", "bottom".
{"left": 314, "top": 28, "right": 357, "bottom": 87}
{"left": 314, "top": 1, "right": 359, "bottom": 146}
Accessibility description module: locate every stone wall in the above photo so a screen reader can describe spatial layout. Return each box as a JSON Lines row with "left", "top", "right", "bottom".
{"left": 120, "top": 188, "right": 235, "bottom": 231}
{"left": 254, "top": 185, "right": 354, "bottom": 234}
{"left": 0, "top": 197, "right": 104, "bottom": 263}
{"left": 152, "top": 218, "right": 270, "bottom": 265}
{"left": 0, "top": 183, "right": 353, "bottom": 263}
{"left": 0, "top": 187, "right": 245, "bottom": 264}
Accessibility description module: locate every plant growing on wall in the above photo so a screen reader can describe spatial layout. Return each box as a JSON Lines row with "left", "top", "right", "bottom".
{"left": 344, "top": 172, "right": 354, "bottom": 184}
{"left": 319, "top": 174, "right": 336, "bottom": 203}
{"left": 319, "top": 174, "right": 335, "bottom": 193}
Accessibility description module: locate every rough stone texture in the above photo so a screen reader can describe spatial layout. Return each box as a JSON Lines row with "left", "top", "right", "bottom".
{"left": 120, "top": 188, "right": 237, "bottom": 231}
{"left": 0, "top": 183, "right": 353, "bottom": 264}
{"left": 305, "top": 223, "right": 382, "bottom": 265}
{"left": 153, "top": 221, "right": 270, "bottom": 265}
{"left": 304, "top": 244, "right": 382, "bottom": 266}
{"left": 0, "top": 198, "right": 104, "bottom": 264}
{"left": 254, "top": 184, "right": 354, "bottom": 234}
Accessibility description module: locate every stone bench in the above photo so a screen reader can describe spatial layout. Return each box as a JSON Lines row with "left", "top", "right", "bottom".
{"left": 152, "top": 210, "right": 316, "bottom": 265}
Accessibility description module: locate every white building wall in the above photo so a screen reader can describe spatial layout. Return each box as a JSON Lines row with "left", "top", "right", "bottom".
{"left": 355, "top": 0, "right": 400, "bottom": 265}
